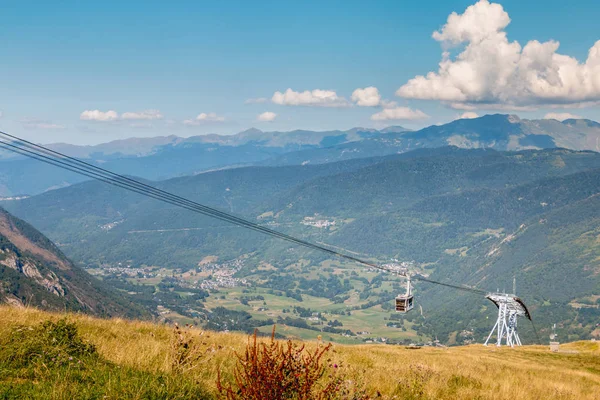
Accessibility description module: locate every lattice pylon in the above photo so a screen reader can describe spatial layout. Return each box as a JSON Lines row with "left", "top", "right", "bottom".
{"left": 484, "top": 297, "right": 522, "bottom": 347}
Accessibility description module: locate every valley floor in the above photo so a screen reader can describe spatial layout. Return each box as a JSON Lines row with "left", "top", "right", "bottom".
{"left": 1, "top": 306, "right": 599, "bottom": 399}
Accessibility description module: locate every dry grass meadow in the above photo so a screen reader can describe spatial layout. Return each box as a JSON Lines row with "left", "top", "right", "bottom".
{"left": 1, "top": 305, "right": 599, "bottom": 399}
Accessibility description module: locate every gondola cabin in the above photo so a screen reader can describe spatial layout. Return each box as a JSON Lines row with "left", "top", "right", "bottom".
{"left": 395, "top": 295, "right": 413, "bottom": 312}
{"left": 395, "top": 275, "right": 414, "bottom": 313}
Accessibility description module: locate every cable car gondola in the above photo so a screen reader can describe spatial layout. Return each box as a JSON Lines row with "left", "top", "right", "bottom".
{"left": 395, "top": 274, "right": 414, "bottom": 313}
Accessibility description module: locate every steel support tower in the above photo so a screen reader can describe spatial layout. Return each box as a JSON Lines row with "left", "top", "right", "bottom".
{"left": 484, "top": 293, "right": 521, "bottom": 346}
{"left": 483, "top": 290, "right": 531, "bottom": 347}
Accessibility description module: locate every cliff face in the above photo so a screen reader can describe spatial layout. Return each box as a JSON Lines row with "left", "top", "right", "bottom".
{"left": 0, "top": 208, "right": 149, "bottom": 318}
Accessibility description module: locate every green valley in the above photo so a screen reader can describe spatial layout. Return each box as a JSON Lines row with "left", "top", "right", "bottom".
{"left": 3, "top": 146, "right": 600, "bottom": 344}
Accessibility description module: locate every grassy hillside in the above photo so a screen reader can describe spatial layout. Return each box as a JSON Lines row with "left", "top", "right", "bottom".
{"left": 1, "top": 306, "right": 599, "bottom": 399}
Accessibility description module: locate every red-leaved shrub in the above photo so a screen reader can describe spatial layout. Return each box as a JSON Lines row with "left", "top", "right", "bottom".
{"left": 217, "top": 327, "right": 346, "bottom": 400}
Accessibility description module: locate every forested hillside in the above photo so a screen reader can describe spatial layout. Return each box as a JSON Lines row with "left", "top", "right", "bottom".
{"left": 0, "top": 208, "right": 148, "bottom": 318}
{"left": 3, "top": 147, "right": 600, "bottom": 343}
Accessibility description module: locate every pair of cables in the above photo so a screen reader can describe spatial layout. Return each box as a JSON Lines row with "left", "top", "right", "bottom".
{"left": 0, "top": 130, "right": 487, "bottom": 295}
{"left": 1, "top": 129, "right": 544, "bottom": 343}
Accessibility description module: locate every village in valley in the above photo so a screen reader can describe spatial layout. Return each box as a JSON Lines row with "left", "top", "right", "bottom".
{"left": 84, "top": 250, "right": 430, "bottom": 345}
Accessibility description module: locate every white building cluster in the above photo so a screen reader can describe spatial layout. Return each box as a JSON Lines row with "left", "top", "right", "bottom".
{"left": 301, "top": 216, "right": 336, "bottom": 228}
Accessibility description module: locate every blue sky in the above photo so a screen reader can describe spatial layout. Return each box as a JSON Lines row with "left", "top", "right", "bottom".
{"left": 1, "top": 0, "right": 600, "bottom": 144}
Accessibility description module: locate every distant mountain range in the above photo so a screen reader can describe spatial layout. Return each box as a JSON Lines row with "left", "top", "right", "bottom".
{"left": 0, "top": 126, "right": 406, "bottom": 196}
{"left": 0, "top": 208, "right": 148, "bottom": 318}
{"left": 41, "top": 126, "right": 408, "bottom": 159}
{"left": 1, "top": 114, "right": 599, "bottom": 197}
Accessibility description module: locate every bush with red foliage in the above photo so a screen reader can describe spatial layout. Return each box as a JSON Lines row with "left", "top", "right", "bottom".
{"left": 217, "top": 327, "right": 362, "bottom": 400}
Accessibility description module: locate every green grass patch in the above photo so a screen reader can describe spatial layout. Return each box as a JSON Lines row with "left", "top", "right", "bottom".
{"left": 0, "top": 319, "right": 210, "bottom": 399}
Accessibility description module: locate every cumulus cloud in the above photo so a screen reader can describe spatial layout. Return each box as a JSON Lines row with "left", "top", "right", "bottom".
{"left": 80, "top": 110, "right": 119, "bottom": 122}
{"left": 351, "top": 87, "right": 381, "bottom": 107}
{"left": 370, "top": 107, "right": 429, "bottom": 121}
{"left": 121, "top": 109, "right": 163, "bottom": 120}
{"left": 543, "top": 112, "right": 583, "bottom": 121}
{"left": 272, "top": 88, "right": 350, "bottom": 107}
{"left": 257, "top": 111, "right": 277, "bottom": 122}
{"left": 21, "top": 118, "right": 65, "bottom": 129}
{"left": 458, "top": 112, "right": 479, "bottom": 119}
{"left": 197, "top": 112, "right": 225, "bottom": 122}
{"left": 245, "top": 98, "right": 269, "bottom": 104}
{"left": 396, "top": 0, "right": 600, "bottom": 109}
{"left": 183, "top": 112, "right": 226, "bottom": 126}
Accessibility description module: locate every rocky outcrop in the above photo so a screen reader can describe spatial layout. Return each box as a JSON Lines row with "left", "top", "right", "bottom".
{"left": 0, "top": 249, "right": 66, "bottom": 297}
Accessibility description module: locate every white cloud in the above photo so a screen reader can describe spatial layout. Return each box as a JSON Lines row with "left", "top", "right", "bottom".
{"left": 458, "top": 112, "right": 479, "bottom": 119}
{"left": 370, "top": 107, "right": 429, "bottom": 121}
{"left": 272, "top": 88, "right": 350, "bottom": 107}
{"left": 351, "top": 87, "right": 381, "bottom": 107}
{"left": 257, "top": 111, "right": 277, "bottom": 122}
{"left": 245, "top": 97, "right": 269, "bottom": 104}
{"left": 121, "top": 109, "right": 163, "bottom": 120}
{"left": 197, "top": 112, "right": 225, "bottom": 122}
{"left": 543, "top": 112, "right": 583, "bottom": 121}
{"left": 80, "top": 110, "right": 119, "bottom": 122}
{"left": 396, "top": 0, "right": 600, "bottom": 109}
{"left": 183, "top": 112, "right": 226, "bottom": 126}
{"left": 21, "top": 118, "right": 65, "bottom": 129}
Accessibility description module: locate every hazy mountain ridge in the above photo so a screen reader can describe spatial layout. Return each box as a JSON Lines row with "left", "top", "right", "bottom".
{"left": 0, "top": 127, "right": 404, "bottom": 196}
{"left": 257, "top": 114, "right": 600, "bottom": 168}
{"left": 36, "top": 115, "right": 600, "bottom": 159}
{"left": 2, "top": 114, "right": 600, "bottom": 196}
{"left": 35, "top": 115, "right": 600, "bottom": 160}
{"left": 44, "top": 126, "right": 404, "bottom": 159}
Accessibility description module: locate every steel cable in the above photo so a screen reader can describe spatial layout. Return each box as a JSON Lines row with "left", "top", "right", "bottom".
{"left": 0, "top": 130, "right": 490, "bottom": 295}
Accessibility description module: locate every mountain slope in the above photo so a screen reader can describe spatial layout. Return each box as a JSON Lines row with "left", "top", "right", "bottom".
{"left": 1, "top": 155, "right": 391, "bottom": 267}
{"left": 410, "top": 179, "right": 600, "bottom": 343}
{"left": 6, "top": 147, "right": 600, "bottom": 267}
{"left": 265, "top": 147, "right": 600, "bottom": 218}
{"left": 0, "top": 208, "right": 148, "bottom": 318}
